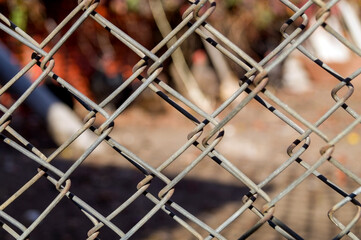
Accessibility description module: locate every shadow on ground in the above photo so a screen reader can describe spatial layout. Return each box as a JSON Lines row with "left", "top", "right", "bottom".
{"left": 0, "top": 152, "right": 262, "bottom": 240}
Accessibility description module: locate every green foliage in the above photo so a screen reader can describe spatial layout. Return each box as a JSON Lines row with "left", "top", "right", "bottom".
{"left": 10, "top": 2, "right": 27, "bottom": 30}
{"left": 126, "top": 0, "right": 140, "bottom": 12}
{"left": 253, "top": 3, "right": 275, "bottom": 30}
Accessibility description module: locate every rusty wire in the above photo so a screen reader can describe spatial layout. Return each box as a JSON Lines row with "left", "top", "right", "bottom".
{"left": 0, "top": 0, "right": 361, "bottom": 239}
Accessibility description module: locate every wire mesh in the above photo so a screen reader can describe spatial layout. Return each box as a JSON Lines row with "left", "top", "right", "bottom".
{"left": 0, "top": 0, "right": 361, "bottom": 239}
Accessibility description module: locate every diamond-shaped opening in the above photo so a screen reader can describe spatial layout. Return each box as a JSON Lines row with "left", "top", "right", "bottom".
{"left": 28, "top": 196, "right": 112, "bottom": 240}
{"left": 212, "top": 91, "right": 315, "bottom": 185}
{"left": 0, "top": 165, "right": 65, "bottom": 239}
{"left": 149, "top": 184, "right": 251, "bottom": 239}
{"left": 0, "top": 148, "right": 50, "bottom": 204}
{"left": 107, "top": 186, "right": 173, "bottom": 238}
{"left": 330, "top": 136, "right": 361, "bottom": 188}
{"left": 267, "top": 173, "right": 350, "bottom": 239}
{"left": 151, "top": 148, "right": 275, "bottom": 236}
{"left": 330, "top": 196, "right": 361, "bottom": 233}
{"left": 104, "top": 96, "right": 205, "bottom": 170}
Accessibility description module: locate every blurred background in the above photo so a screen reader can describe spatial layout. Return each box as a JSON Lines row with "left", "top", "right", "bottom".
{"left": 0, "top": 0, "right": 304, "bottom": 109}
{"left": 1, "top": 0, "right": 361, "bottom": 239}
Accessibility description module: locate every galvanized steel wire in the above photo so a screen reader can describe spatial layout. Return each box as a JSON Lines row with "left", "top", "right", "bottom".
{"left": 1, "top": 0, "right": 361, "bottom": 239}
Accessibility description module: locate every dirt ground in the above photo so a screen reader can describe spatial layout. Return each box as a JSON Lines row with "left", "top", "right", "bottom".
{"left": 1, "top": 77, "right": 361, "bottom": 239}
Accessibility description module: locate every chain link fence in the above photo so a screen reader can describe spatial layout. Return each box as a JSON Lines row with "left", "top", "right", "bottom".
{"left": 1, "top": 0, "right": 361, "bottom": 239}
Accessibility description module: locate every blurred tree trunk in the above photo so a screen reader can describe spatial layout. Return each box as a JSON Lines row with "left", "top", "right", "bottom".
{"left": 149, "top": 0, "right": 213, "bottom": 111}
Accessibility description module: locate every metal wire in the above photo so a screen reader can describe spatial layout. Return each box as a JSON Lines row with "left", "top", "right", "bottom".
{"left": 0, "top": 0, "right": 361, "bottom": 239}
